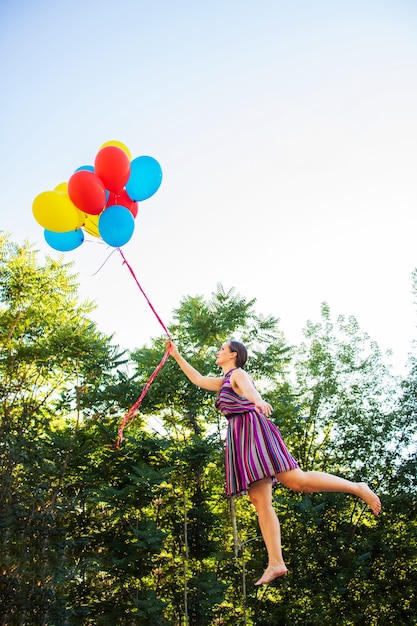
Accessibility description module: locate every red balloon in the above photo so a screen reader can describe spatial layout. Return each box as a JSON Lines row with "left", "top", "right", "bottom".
{"left": 68, "top": 170, "right": 106, "bottom": 215}
{"left": 95, "top": 146, "right": 131, "bottom": 192}
{"left": 130, "top": 201, "right": 139, "bottom": 218}
{"left": 106, "top": 189, "right": 139, "bottom": 217}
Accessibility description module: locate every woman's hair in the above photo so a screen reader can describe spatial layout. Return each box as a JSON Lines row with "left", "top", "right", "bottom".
{"left": 228, "top": 340, "right": 248, "bottom": 368}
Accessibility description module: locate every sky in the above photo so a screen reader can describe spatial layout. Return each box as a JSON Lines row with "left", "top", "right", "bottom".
{"left": 1, "top": 0, "right": 417, "bottom": 374}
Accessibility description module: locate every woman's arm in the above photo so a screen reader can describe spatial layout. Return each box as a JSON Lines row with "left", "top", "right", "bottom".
{"left": 231, "top": 368, "right": 273, "bottom": 416}
{"left": 168, "top": 341, "right": 224, "bottom": 392}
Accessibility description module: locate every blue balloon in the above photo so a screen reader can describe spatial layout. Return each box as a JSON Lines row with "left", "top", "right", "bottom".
{"left": 98, "top": 205, "right": 135, "bottom": 247}
{"left": 44, "top": 229, "right": 84, "bottom": 251}
{"left": 74, "top": 164, "right": 94, "bottom": 172}
{"left": 125, "top": 156, "right": 162, "bottom": 202}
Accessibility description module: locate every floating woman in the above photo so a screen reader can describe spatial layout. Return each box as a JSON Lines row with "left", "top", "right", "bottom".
{"left": 168, "top": 340, "right": 381, "bottom": 586}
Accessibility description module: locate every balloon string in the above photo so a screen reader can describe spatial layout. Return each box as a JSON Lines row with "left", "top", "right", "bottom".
{"left": 116, "top": 345, "right": 171, "bottom": 448}
{"left": 115, "top": 248, "right": 171, "bottom": 448}
{"left": 91, "top": 247, "right": 118, "bottom": 275}
{"left": 117, "top": 247, "right": 171, "bottom": 338}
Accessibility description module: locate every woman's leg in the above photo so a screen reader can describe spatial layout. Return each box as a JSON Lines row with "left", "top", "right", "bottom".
{"left": 248, "top": 477, "right": 288, "bottom": 585}
{"left": 276, "top": 468, "right": 381, "bottom": 515}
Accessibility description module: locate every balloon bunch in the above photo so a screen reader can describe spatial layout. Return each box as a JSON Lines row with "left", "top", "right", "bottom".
{"left": 32, "top": 140, "right": 162, "bottom": 251}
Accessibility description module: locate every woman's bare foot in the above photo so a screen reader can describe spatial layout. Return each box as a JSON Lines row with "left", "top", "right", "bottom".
{"left": 254, "top": 564, "right": 288, "bottom": 586}
{"left": 357, "top": 482, "right": 381, "bottom": 515}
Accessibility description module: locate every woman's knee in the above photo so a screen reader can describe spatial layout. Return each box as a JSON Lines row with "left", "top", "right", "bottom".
{"left": 248, "top": 478, "right": 273, "bottom": 509}
{"left": 277, "top": 468, "right": 309, "bottom": 491}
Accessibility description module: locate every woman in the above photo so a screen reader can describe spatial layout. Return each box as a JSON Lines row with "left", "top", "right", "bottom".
{"left": 168, "top": 340, "right": 381, "bottom": 586}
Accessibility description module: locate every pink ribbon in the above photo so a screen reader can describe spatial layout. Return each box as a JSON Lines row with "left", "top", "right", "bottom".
{"left": 115, "top": 248, "right": 171, "bottom": 448}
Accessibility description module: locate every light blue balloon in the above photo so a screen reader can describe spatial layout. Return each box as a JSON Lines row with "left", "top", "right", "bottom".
{"left": 44, "top": 229, "right": 84, "bottom": 251}
{"left": 74, "top": 164, "right": 94, "bottom": 172}
{"left": 125, "top": 156, "right": 162, "bottom": 202}
{"left": 98, "top": 205, "right": 135, "bottom": 247}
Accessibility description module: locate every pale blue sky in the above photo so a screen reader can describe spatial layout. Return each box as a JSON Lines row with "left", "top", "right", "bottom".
{"left": 2, "top": 0, "right": 417, "bottom": 372}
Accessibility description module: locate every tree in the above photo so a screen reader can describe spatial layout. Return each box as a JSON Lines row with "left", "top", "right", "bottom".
{"left": 0, "top": 234, "right": 132, "bottom": 624}
{"left": 289, "top": 302, "right": 400, "bottom": 479}
{"left": 2, "top": 234, "right": 415, "bottom": 624}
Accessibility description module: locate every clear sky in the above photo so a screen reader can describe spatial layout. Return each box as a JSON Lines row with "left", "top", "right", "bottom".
{"left": 1, "top": 0, "right": 417, "bottom": 373}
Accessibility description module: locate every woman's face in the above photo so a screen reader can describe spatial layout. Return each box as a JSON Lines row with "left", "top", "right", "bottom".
{"left": 215, "top": 342, "right": 236, "bottom": 366}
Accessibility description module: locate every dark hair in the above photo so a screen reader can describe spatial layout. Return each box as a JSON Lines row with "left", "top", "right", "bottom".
{"left": 228, "top": 341, "right": 248, "bottom": 368}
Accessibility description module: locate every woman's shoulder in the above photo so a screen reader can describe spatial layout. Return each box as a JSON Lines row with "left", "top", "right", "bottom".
{"left": 230, "top": 367, "right": 255, "bottom": 389}
{"left": 230, "top": 367, "right": 250, "bottom": 380}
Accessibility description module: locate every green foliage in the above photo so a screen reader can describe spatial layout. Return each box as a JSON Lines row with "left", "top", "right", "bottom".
{"left": 1, "top": 234, "right": 416, "bottom": 624}
{"left": 289, "top": 302, "right": 401, "bottom": 482}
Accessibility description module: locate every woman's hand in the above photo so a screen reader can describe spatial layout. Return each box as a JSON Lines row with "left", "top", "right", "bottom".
{"left": 167, "top": 340, "right": 180, "bottom": 359}
{"left": 255, "top": 400, "right": 273, "bottom": 417}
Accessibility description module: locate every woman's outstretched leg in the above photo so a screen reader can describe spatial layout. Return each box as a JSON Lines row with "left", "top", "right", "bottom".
{"left": 248, "top": 478, "right": 288, "bottom": 585}
{"left": 277, "top": 468, "right": 381, "bottom": 515}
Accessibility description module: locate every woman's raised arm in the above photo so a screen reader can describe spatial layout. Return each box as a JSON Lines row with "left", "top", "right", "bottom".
{"left": 168, "top": 341, "right": 224, "bottom": 392}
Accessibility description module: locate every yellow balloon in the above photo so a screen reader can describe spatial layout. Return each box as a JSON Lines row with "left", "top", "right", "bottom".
{"left": 99, "top": 140, "right": 132, "bottom": 161}
{"left": 75, "top": 208, "right": 86, "bottom": 229}
{"left": 32, "top": 191, "right": 82, "bottom": 232}
{"left": 83, "top": 212, "right": 101, "bottom": 238}
{"left": 54, "top": 185, "right": 85, "bottom": 229}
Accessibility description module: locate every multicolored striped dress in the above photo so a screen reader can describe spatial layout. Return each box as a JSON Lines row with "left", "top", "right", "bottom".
{"left": 215, "top": 368, "right": 299, "bottom": 496}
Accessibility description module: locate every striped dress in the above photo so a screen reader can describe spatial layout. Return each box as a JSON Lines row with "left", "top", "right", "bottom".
{"left": 215, "top": 368, "right": 298, "bottom": 496}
